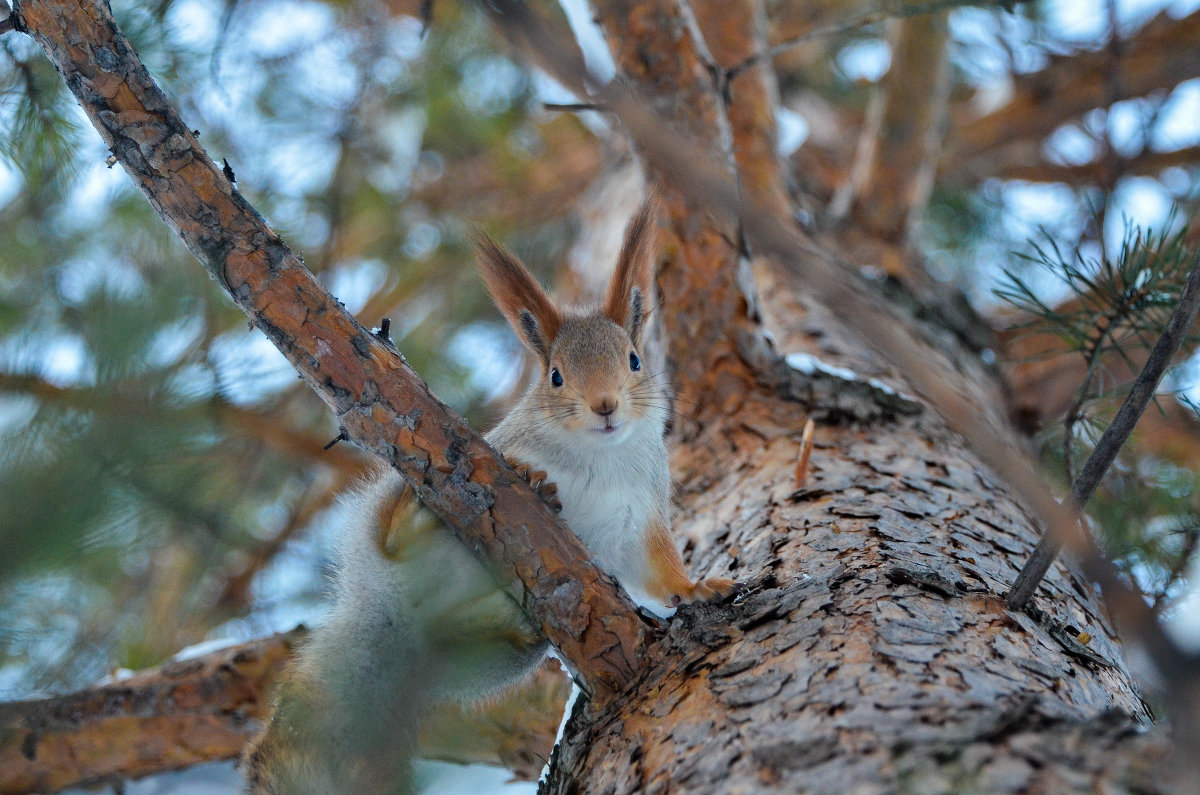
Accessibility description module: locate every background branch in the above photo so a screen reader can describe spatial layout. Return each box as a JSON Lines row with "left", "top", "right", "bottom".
{"left": 0, "top": 630, "right": 301, "bottom": 794}
{"left": 0, "top": 632, "right": 569, "bottom": 791}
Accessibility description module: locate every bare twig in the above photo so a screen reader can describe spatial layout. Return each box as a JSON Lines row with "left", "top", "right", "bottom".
{"left": 542, "top": 101, "right": 605, "bottom": 112}
{"left": 1007, "top": 250, "right": 1200, "bottom": 611}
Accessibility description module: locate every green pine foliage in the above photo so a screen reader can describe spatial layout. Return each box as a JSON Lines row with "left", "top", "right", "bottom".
{"left": 995, "top": 219, "right": 1200, "bottom": 605}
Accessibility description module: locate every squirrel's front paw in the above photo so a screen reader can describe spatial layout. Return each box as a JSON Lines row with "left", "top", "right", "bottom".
{"left": 690, "top": 577, "right": 742, "bottom": 602}
{"left": 504, "top": 455, "right": 562, "bottom": 513}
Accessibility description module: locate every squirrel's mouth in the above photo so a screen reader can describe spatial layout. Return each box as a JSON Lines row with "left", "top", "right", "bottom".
{"left": 593, "top": 419, "right": 620, "bottom": 434}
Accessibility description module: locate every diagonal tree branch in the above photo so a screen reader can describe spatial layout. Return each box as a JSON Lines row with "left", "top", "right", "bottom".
{"left": 12, "top": 0, "right": 648, "bottom": 699}
{"left": 1007, "top": 250, "right": 1200, "bottom": 610}
{"left": 580, "top": 0, "right": 758, "bottom": 421}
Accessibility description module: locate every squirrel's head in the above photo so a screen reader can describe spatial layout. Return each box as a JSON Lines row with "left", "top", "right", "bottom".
{"left": 474, "top": 196, "right": 666, "bottom": 444}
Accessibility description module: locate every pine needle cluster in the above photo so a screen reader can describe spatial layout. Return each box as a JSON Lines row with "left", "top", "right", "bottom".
{"left": 997, "top": 218, "right": 1200, "bottom": 607}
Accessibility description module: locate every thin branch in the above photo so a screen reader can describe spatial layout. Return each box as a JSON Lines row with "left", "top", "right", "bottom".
{"left": 16, "top": 0, "right": 647, "bottom": 700}
{"left": 1153, "top": 523, "right": 1200, "bottom": 611}
{"left": 1007, "top": 250, "right": 1200, "bottom": 611}
{"left": 973, "top": 145, "right": 1200, "bottom": 187}
{"left": 729, "top": 0, "right": 1010, "bottom": 79}
{"left": 542, "top": 101, "right": 605, "bottom": 112}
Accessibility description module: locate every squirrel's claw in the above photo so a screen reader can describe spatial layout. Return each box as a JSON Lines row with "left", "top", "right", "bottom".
{"left": 537, "top": 482, "right": 562, "bottom": 513}
{"left": 504, "top": 456, "right": 563, "bottom": 513}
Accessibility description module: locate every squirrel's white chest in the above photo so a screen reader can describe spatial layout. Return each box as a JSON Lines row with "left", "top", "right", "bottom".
{"left": 552, "top": 463, "right": 648, "bottom": 550}
{"left": 504, "top": 434, "right": 668, "bottom": 586}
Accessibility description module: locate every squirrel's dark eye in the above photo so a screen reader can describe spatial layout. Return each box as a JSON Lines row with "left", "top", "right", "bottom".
{"left": 550, "top": 367, "right": 563, "bottom": 387}
{"left": 629, "top": 352, "right": 641, "bottom": 372}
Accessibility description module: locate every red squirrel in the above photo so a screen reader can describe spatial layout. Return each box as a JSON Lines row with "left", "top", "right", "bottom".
{"left": 244, "top": 196, "right": 736, "bottom": 793}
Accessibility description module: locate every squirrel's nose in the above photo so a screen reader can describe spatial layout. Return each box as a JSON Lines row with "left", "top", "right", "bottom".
{"left": 592, "top": 398, "right": 618, "bottom": 417}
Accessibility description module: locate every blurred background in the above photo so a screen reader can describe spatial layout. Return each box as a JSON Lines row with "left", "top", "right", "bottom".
{"left": 1, "top": 0, "right": 1199, "bottom": 789}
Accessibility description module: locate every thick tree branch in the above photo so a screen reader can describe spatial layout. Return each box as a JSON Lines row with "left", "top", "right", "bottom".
{"left": 581, "top": 0, "right": 760, "bottom": 422}
{"left": 481, "top": 1, "right": 1200, "bottom": 766}
{"left": 0, "top": 630, "right": 301, "bottom": 794}
{"left": 13, "top": 0, "right": 647, "bottom": 699}
{"left": 1007, "top": 251, "right": 1200, "bottom": 610}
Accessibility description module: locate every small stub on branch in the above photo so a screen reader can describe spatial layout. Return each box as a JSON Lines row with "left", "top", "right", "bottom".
{"left": 794, "top": 417, "right": 815, "bottom": 487}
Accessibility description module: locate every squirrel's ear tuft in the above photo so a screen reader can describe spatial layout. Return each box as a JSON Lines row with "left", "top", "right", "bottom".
{"left": 603, "top": 193, "right": 658, "bottom": 345}
{"left": 473, "top": 231, "right": 562, "bottom": 364}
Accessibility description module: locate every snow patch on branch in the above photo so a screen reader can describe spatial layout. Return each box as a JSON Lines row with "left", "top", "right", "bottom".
{"left": 784, "top": 352, "right": 917, "bottom": 403}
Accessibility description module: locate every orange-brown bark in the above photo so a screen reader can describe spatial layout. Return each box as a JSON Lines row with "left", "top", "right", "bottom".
{"left": 484, "top": 1, "right": 1199, "bottom": 790}
{"left": 0, "top": 630, "right": 301, "bottom": 794}
{"left": 545, "top": 377, "right": 1181, "bottom": 792}
{"left": 591, "top": 0, "right": 760, "bottom": 424}
{"left": 14, "top": 0, "right": 646, "bottom": 698}
{"left": 12, "top": 0, "right": 1200, "bottom": 790}
{"left": 692, "top": 0, "right": 792, "bottom": 220}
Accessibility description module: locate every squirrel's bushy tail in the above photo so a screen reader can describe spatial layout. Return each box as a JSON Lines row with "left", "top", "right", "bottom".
{"left": 243, "top": 469, "right": 547, "bottom": 794}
